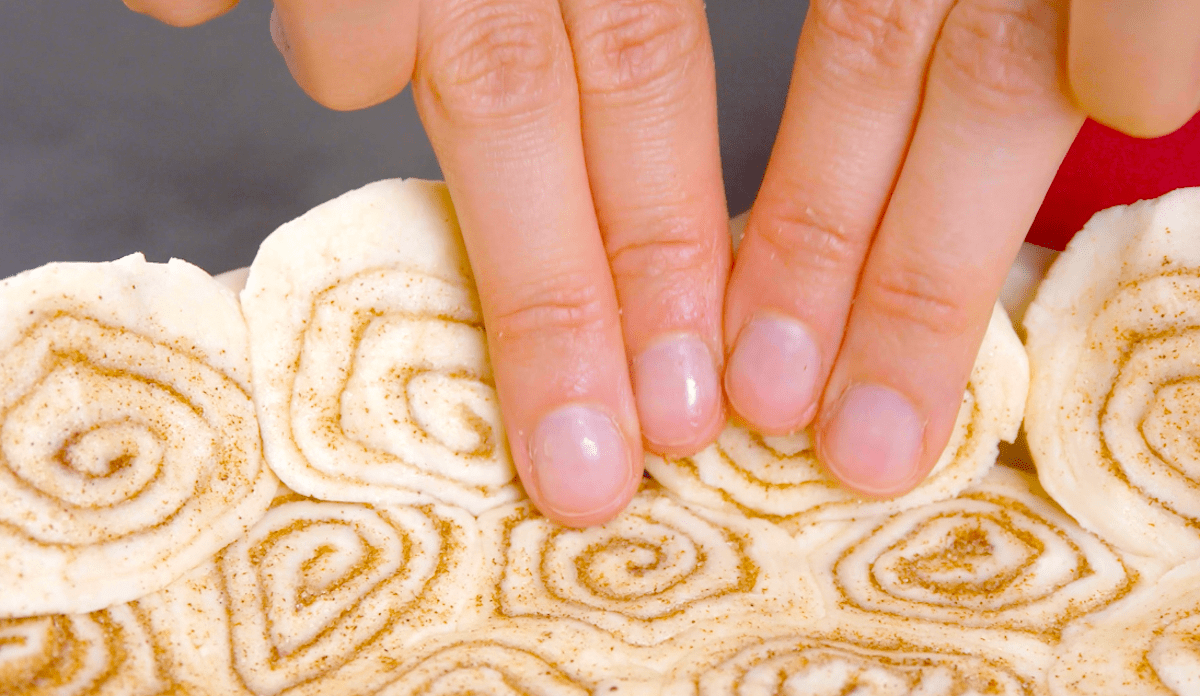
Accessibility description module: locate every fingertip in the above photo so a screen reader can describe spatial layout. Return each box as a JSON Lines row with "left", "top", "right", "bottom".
{"left": 632, "top": 334, "right": 724, "bottom": 456}
{"left": 271, "top": 0, "right": 418, "bottom": 112}
{"left": 1071, "top": 84, "right": 1200, "bottom": 140}
{"left": 526, "top": 404, "right": 642, "bottom": 528}
{"left": 817, "top": 383, "right": 928, "bottom": 498}
{"left": 125, "top": 0, "right": 238, "bottom": 27}
{"left": 724, "top": 313, "right": 822, "bottom": 436}
{"left": 1068, "top": 0, "right": 1200, "bottom": 139}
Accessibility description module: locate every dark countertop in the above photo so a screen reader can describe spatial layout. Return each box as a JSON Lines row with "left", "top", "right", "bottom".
{"left": 0, "top": 1, "right": 806, "bottom": 279}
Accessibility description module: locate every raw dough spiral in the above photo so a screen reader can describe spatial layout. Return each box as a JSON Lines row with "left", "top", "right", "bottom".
{"left": 0, "top": 604, "right": 168, "bottom": 696}
{"left": 0, "top": 255, "right": 276, "bottom": 617}
{"left": 809, "top": 468, "right": 1135, "bottom": 643}
{"left": 242, "top": 179, "right": 521, "bottom": 515}
{"left": 144, "top": 490, "right": 480, "bottom": 696}
{"left": 1049, "top": 558, "right": 1200, "bottom": 696}
{"left": 376, "top": 642, "right": 591, "bottom": 696}
{"left": 476, "top": 484, "right": 819, "bottom": 652}
{"left": 674, "top": 632, "right": 1042, "bottom": 696}
{"left": 1025, "top": 187, "right": 1200, "bottom": 560}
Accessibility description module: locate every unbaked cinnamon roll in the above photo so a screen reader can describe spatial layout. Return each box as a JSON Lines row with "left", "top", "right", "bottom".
{"left": 1025, "top": 187, "right": 1200, "bottom": 561}
{"left": 375, "top": 642, "right": 592, "bottom": 696}
{"left": 1050, "top": 558, "right": 1200, "bottom": 696}
{"left": 0, "top": 603, "right": 169, "bottom": 696}
{"left": 809, "top": 467, "right": 1136, "bottom": 644}
{"left": 241, "top": 179, "right": 522, "bottom": 515}
{"left": 0, "top": 255, "right": 275, "bottom": 617}
{"left": 143, "top": 489, "right": 479, "bottom": 696}
{"left": 671, "top": 628, "right": 1047, "bottom": 696}
{"left": 475, "top": 484, "right": 820, "bottom": 655}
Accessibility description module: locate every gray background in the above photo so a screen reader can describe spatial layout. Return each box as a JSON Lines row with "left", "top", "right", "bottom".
{"left": 0, "top": 1, "right": 806, "bottom": 278}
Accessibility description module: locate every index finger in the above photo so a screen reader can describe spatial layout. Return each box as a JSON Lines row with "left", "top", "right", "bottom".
{"left": 412, "top": 0, "right": 642, "bottom": 526}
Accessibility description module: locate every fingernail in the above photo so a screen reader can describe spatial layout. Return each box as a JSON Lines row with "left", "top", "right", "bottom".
{"left": 725, "top": 313, "right": 821, "bottom": 432}
{"left": 821, "top": 384, "right": 924, "bottom": 495}
{"left": 633, "top": 334, "right": 720, "bottom": 449}
{"left": 529, "top": 405, "right": 634, "bottom": 518}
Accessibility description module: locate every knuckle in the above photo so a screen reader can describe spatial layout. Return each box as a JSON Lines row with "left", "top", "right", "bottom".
{"left": 935, "top": 0, "right": 1063, "bottom": 113}
{"left": 864, "top": 262, "right": 976, "bottom": 338}
{"left": 570, "top": 0, "right": 706, "bottom": 97}
{"left": 752, "top": 199, "right": 868, "bottom": 277}
{"left": 607, "top": 221, "right": 720, "bottom": 291}
{"left": 422, "top": 2, "right": 570, "bottom": 123}
{"left": 808, "top": 0, "right": 943, "bottom": 79}
{"left": 489, "top": 273, "right": 613, "bottom": 348}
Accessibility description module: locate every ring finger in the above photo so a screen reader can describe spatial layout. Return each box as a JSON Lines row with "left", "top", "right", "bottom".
{"left": 817, "top": 0, "right": 1083, "bottom": 493}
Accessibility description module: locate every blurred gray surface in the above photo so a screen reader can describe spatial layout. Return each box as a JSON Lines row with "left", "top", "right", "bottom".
{"left": 0, "top": 2, "right": 805, "bottom": 278}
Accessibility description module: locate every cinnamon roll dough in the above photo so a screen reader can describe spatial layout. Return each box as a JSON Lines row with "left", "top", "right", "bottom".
{"left": 1025, "top": 187, "right": 1200, "bottom": 561}
{"left": 0, "top": 604, "right": 167, "bottom": 696}
{"left": 1050, "top": 558, "right": 1200, "bottom": 696}
{"left": 807, "top": 466, "right": 1136, "bottom": 647}
{"left": 0, "top": 254, "right": 276, "bottom": 617}
{"left": 241, "top": 179, "right": 523, "bottom": 516}
{"left": 8, "top": 179, "right": 1200, "bottom": 695}
{"left": 141, "top": 486, "right": 481, "bottom": 696}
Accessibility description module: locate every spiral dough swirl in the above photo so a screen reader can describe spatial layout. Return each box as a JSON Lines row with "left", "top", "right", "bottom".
{"left": 0, "top": 604, "right": 167, "bottom": 696}
{"left": 811, "top": 469, "right": 1134, "bottom": 641}
{"left": 242, "top": 179, "right": 522, "bottom": 515}
{"left": 1050, "top": 558, "right": 1200, "bottom": 696}
{"left": 376, "top": 643, "right": 590, "bottom": 696}
{"left": 686, "top": 635, "right": 1035, "bottom": 696}
{"left": 481, "top": 486, "right": 815, "bottom": 648}
{"left": 1026, "top": 189, "right": 1200, "bottom": 560}
{"left": 0, "top": 256, "right": 275, "bottom": 617}
{"left": 145, "top": 493, "right": 479, "bottom": 696}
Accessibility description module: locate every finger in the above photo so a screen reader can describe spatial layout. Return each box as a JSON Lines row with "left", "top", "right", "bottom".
{"left": 271, "top": 0, "right": 419, "bottom": 111}
{"left": 817, "top": 0, "right": 1083, "bottom": 496}
{"left": 723, "top": 0, "right": 958, "bottom": 435}
{"left": 412, "top": 0, "right": 641, "bottom": 526}
{"left": 1069, "top": 0, "right": 1200, "bottom": 137}
{"left": 124, "top": 0, "right": 237, "bottom": 26}
{"left": 562, "top": 0, "right": 729, "bottom": 454}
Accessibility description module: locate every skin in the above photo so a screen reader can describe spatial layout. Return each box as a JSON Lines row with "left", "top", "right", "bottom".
{"left": 124, "top": 0, "right": 1200, "bottom": 526}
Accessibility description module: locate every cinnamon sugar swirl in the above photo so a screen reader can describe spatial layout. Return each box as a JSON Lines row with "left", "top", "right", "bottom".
{"left": 669, "top": 625, "right": 1049, "bottom": 696}
{"left": 0, "top": 603, "right": 169, "bottom": 696}
{"left": 241, "top": 179, "right": 521, "bottom": 515}
{"left": 143, "top": 489, "right": 479, "bottom": 696}
{"left": 809, "top": 467, "right": 1135, "bottom": 644}
{"left": 0, "top": 255, "right": 275, "bottom": 617}
{"left": 1026, "top": 187, "right": 1200, "bottom": 561}
{"left": 1050, "top": 558, "right": 1200, "bottom": 696}
{"left": 475, "top": 484, "right": 820, "bottom": 654}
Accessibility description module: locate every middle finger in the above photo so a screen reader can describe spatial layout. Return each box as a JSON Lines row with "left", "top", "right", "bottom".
{"left": 562, "top": 0, "right": 731, "bottom": 455}
{"left": 724, "top": 0, "right": 959, "bottom": 434}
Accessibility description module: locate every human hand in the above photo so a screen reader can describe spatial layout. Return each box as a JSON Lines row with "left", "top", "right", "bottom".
{"left": 724, "top": 0, "right": 1200, "bottom": 498}
{"left": 125, "top": 0, "right": 1200, "bottom": 523}
{"left": 124, "top": 0, "right": 732, "bottom": 526}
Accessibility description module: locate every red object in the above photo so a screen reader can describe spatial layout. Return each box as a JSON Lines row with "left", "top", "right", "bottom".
{"left": 1027, "top": 113, "right": 1200, "bottom": 250}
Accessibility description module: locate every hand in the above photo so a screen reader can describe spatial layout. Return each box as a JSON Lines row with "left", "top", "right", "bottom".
{"left": 125, "top": 0, "right": 1200, "bottom": 521}
{"left": 124, "top": 0, "right": 732, "bottom": 526}
{"left": 724, "top": 0, "right": 1199, "bottom": 497}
